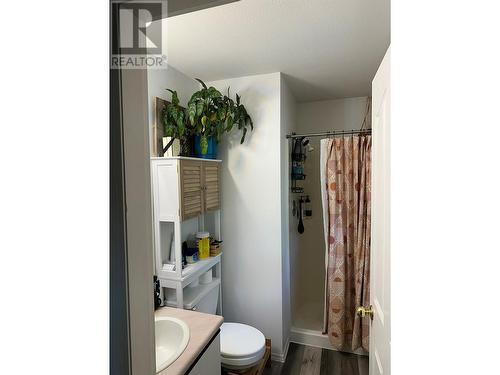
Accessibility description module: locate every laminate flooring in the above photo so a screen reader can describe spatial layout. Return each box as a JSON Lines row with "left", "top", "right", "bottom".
{"left": 262, "top": 343, "right": 368, "bottom": 375}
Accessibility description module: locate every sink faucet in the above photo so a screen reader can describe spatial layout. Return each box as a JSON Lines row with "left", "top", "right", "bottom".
{"left": 153, "top": 276, "right": 162, "bottom": 310}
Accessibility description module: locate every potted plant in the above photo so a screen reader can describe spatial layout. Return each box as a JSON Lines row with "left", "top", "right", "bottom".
{"left": 222, "top": 87, "right": 254, "bottom": 144}
{"left": 162, "top": 89, "right": 193, "bottom": 156}
{"left": 187, "top": 79, "right": 253, "bottom": 159}
{"left": 163, "top": 79, "right": 254, "bottom": 159}
{"left": 186, "top": 80, "right": 222, "bottom": 158}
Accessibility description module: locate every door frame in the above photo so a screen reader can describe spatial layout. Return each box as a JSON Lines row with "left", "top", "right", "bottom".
{"left": 110, "top": 2, "right": 131, "bottom": 373}
{"left": 110, "top": 2, "right": 244, "bottom": 374}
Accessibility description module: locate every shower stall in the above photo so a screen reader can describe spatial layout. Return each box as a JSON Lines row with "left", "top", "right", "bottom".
{"left": 288, "top": 97, "right": 371, "bottom": 354}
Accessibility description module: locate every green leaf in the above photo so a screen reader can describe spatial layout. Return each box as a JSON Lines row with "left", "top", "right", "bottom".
{"left": 164, "top": 125, "right": 174, "bottom": 137}
{"left": 246, "top": 115, "right": 254, "bottom": 130}
{"left": 208, "top": 87, "right": 222, "bottom": 99}
{"left": 176, "top": 111, "right": 183, "bottom": 127}
{"left": 200, "top": 135, "right": 209, "bottom": 154}
{"left": 162, "top": 109, "right": 169, "bottom": 126}
{"left": 217, "top": 122, "right": 224, "bottom": 142}
{"left": 217, "top": 107, "right": 225, "bottom": 120}
{"left": 188, "top": 102, "right": 196, "bottom": 125}
{"left": 196, "top": 101, "right": 204, "bottom": 117}
{"left": 170, "top": 105, "right": 178, "bottom": 121}
{"left": 240, "top": 127, "right": 248, "bottom": 144}
{"left": 195, "top": 78, "right": 208, "bottom": 89}
{"left": 166, "top": 89, "right": 179, "bottom": 105}
{"left": 190, "top": 91, "right": 201, "bottom": 102}
{"left": 226, "top": 116, "right": 233, "bottom": 132}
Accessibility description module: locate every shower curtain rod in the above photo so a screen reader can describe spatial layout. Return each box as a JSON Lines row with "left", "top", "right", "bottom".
{"left": 286, "top": 128, "right": 372, "bottom": 139}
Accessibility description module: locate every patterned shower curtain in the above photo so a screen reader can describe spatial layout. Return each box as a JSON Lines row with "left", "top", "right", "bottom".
{"left": 321, "top": 135, "right": 372, "bottom": 352}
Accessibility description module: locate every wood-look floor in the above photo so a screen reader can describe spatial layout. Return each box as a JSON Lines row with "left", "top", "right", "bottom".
{"left": 263, "top": 343, "right": 368, "bottom": 375}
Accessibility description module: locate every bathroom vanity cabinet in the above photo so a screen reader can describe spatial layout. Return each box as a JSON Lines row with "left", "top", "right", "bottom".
{"left": 188, "top": 333, "right": 221, "bottom": 375}
{"left": 155, "top": 307, "right": 223, "bottom": 375}
{"left": 150, "top": 157, "right": 222, "bottom": 314}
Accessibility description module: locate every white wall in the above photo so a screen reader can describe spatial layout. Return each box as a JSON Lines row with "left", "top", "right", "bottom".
{"left": 291, "top": 97, "right": 370, "bottom": 330}
{"left": 147, "top": 65, "right": 200, "bottom": 155}
{"left": 208, "top": 72, "right": 289, "bottom": 360}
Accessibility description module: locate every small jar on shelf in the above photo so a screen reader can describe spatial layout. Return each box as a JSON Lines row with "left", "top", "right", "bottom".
{"left": 197, "top": 232, "right": 210, "bottom": 259}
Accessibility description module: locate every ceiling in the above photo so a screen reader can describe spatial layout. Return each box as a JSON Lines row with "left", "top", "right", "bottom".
{"left": 165, "top": 0, "right": 390, "bottom": 102}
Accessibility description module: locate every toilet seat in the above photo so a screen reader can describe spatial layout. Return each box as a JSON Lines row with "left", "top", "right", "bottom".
{"left": 220, "top": 323, "right": 266, "bottom": 369}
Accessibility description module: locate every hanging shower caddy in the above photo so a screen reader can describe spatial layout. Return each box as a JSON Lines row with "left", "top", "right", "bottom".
{"left": 291, "top": 137, "right": 308, "bottom": 193}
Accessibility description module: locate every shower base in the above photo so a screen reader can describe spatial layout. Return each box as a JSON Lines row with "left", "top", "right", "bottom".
{"left": 290, "top": 327, "right": 368, "bottom": 356}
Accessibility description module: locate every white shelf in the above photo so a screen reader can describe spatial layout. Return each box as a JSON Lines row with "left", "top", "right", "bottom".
{"left": 151, "top": 157, "right": 223, "bottom": 314}
{"left": 159, "top": 253, "right": 222, "bottom": 285}
{"left": 165, "top": 278, "right": 221, "bottom": 310}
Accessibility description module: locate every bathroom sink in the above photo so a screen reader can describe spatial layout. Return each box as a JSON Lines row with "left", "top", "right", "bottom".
{"left": 155, "top": 316, "right": 190, "bottom": 373}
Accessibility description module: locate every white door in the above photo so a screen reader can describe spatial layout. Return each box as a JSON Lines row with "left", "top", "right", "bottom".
{"left": 369, "top": 46, "right": 391, "bottom": 375}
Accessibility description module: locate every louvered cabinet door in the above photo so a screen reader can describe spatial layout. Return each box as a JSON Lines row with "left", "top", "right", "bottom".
{"left": 179, "top": 160, "right": 203, "bottom": 220}
{"left": 203, "top": 162, "right": 220, "bottom": 212}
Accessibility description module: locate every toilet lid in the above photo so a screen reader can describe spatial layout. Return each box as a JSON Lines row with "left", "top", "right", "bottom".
{"left": 220, "top": 323, "right": 265, "bottom": 359}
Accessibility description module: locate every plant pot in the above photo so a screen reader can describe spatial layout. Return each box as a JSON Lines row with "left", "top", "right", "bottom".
{"left": 194, "top": 135, "right": 218, "bottom": 159}
{"left": 179, "top": 136, "right": 194, "bottom": 157}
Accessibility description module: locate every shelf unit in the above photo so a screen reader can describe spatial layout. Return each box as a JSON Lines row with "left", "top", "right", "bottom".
{"left": 151, "top": 156, "right": 223, "bottom": 314}
{"left": 164, "top": 278, "right": 221, "bottom": 310}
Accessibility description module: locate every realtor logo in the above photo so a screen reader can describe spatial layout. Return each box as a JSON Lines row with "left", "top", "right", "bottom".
{"left": 111, "top": 1, "right": 166, "bottom": 69}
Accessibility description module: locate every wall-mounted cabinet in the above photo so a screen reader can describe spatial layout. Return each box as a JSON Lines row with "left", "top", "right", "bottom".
{"left": 151, "top": 157, "right": 222, "bottom": 313}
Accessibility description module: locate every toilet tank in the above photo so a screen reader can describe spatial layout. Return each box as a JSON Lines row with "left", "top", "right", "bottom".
{"left": 188, "top": 285, "right": 219, "bottom": 314}
{"left": 164, "top": 278, "right": 221, "bottom": 314}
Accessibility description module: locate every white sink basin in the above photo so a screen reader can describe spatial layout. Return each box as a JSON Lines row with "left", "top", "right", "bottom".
{"left": 155, "top": 316, "right": 190, "bottom": 373}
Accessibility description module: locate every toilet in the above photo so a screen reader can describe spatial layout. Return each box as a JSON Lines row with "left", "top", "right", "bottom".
{"left": 219, "top": 322, "right": 266, "bottom": 370}
{"left": 190, "top": 285, "right": 266, "bottom": 371}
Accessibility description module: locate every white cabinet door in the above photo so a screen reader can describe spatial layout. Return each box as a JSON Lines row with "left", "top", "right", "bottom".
{"left": 189, "top": 333, "right": 221, "bottom": 375}
{"left": 154, "top": 160, "right": 180, "bottom": 220}
{"left": 369, "top": 46, "right": 391, "bottom": 375}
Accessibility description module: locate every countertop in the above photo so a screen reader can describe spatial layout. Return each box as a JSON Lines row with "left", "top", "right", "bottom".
{"left": 155, "top": 307, "right": 223, "bottom": 375}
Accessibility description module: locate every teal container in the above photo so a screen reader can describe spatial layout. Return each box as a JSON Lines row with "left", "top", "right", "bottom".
{"left": 194, "top": 135, "right": 218, "bottom": 159}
